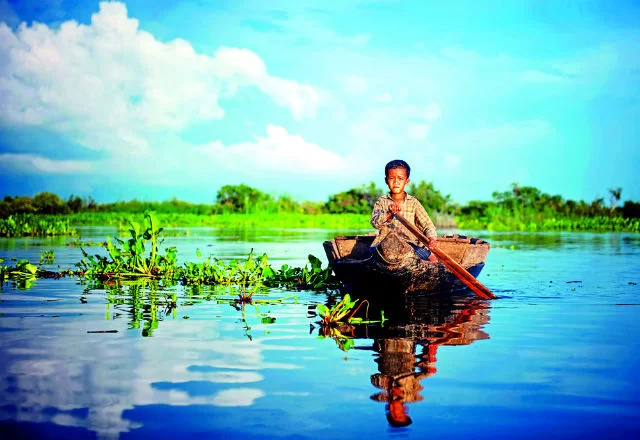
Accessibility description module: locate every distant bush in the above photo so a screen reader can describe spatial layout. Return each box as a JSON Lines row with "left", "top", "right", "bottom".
{"left": 324, "top": 182, "right": 383, "bottom": 214}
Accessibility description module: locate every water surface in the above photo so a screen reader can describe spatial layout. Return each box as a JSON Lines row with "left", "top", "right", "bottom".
{"left": 1, "top": 228, "right": 639, "bottom": 439}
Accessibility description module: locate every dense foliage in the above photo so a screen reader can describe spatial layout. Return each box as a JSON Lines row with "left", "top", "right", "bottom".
{"left": 324, "top": 182, "right": 384, "bottom": 214}
{"left": 457, "top": 184, "right": 640, "bottom": 231}
{"left": 1, "top": 182, "right": 639, "bottom": 235}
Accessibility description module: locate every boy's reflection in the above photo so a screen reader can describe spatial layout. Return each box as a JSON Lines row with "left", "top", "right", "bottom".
{"left": 368, "top": 298, "right": 490, "bottom": 428}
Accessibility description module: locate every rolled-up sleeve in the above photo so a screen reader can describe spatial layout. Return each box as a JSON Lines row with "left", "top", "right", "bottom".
{"left": 370, "top": 198, "right": 391, "bottom": 229}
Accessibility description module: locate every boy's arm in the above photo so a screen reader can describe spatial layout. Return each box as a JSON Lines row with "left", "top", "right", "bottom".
{"left": 370, "top": 199, "right": 392, "bottom": 229}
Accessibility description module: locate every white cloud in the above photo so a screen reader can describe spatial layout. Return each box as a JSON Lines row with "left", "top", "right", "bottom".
{"left": 0, "top": 1, "right": 319, "bottom": 158}
{"left": 424, "top": 103, "right": 441, "bottom": 121}
{"left": 342, "top": 75, "right": 369, "bottom": 95}
{"left": 350, "top": 101, "right": 441, "bottom": 146}
{"left": 0, "top": 153, "right": 93, "bottom": 173}
{"left": 374, "top": 92, "right": 392, "bottom": 103}
{"left": 199, "top": 124, "right": 346, "bottom": 174}
{"left": 407, "top": 123, "right": 430, "bottom": 141}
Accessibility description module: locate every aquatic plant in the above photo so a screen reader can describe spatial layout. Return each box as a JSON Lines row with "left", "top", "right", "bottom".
{"left": 1, "top": 259, "right": 40, "bottom": 290}
{"left": 264, "top": 255, "right": 334, "bottom": 289}
{"left": 317, "top": 294, "right": 365, "bottom": 326}
{"left": 0, "top": 214, "right": 77, "bottom": 237}
{"left": 1, "top": 259, "right": 37, "bottom": 290}
{"left": 74, "top": 213, "right": 338, "bottom": 288}
{"left": 40, "top": 250, "right": 55, "bottom": 264}
{"left": 1, "top": 258, "right": 76, "bottom": 290}
{"left": 77, "top": 212, "right": 178, "bottom": 279}
{"left": 181, "top": 250, "right": 275, "bottom": 286}
{"left": 314, "top": 294, "right": 387, "bottom": 352}
{"left": 66, "top": 239, "right": 108, "bottom": 247}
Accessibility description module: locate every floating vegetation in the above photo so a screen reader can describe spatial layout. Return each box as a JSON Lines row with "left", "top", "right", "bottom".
{"left": 317, "top": 294, "right": 365, "bottom": 326}
{"left": 0, "top": 258, "right": 75, "bottom": 290}
{"left": 73, "top": 212, "right": 338, "bottom": 289}
{"left": 66, "top": 239, "right": 108, "bottom": 247}
{"left": 78, "top": 212, "right": 178, "bottom": 279}
{"left": 180, "top": 250, "right": 274, "bottom": 286}
{"left": 0, "top": 214, "right": 387, "bottom": 345}
{"left": 315, "top": 294, "right": 387, "bottom": 351}
{"left": 3, "top": 212, "right": 338, "bottom": 291}
{"left": 0, "top": 214, "right": 77, "bottom": 237}
{"left": 40, "top": 249, "right": 55, "bottom": 264}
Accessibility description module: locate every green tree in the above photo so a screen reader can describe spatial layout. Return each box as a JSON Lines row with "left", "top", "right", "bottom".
{"left": 621, "top": 200, "right": 640, "bottom": 218}
{"left": 33, "top": 192, "right": 68, "bottom": 214}
{"left": 66, "top": 195, "right": 88, "bottom": 213}
{"left": 407, "top": 180, "right": 452, "bottom": 213}
{"left": 216, "top": 184, "right": 272, "bottom": 213}
{"left": 324, "top": 182, "right": 383, "bottom": 214}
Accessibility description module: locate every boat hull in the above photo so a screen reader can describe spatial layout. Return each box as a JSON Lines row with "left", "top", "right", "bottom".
{"left": 323, "top": 232, "right": 490, "bottom": 295}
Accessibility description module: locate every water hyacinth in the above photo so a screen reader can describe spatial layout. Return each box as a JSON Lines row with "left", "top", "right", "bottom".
{"left": 1, "top": 212, "right": 338, "bottom": 291}
{"left": 0, "top": 214, "right": 76, "bottom": 237}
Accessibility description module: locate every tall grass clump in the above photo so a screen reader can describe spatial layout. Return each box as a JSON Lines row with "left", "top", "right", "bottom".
{"left": 0, "top": 214, "right": 76, "bottom": 237}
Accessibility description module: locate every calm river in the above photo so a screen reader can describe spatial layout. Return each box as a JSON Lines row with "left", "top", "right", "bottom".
{"left": 1, "top": 227, "right": 639, "bottom": 439}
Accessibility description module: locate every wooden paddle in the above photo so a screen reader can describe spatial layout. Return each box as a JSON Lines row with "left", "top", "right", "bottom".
{"left": 393, "top": 213, "right": 497, "bottom": 300}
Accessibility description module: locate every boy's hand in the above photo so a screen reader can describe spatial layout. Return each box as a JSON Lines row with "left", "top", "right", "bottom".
{"left": 428, "top": 237, "right": 438, "bottom": 249}
{"left": 386, "top": 203, "right": 400, "bottom": 221}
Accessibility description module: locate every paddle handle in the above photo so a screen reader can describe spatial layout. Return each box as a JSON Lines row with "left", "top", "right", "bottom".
{"left": 394, "top": 213, "right": 497, "bottom": 300}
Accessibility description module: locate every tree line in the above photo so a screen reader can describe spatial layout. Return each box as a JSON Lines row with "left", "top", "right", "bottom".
{"left": 1, "top": 182, "right": 638, "bottom": 219}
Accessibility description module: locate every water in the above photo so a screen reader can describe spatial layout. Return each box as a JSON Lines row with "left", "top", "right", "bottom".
{"left": 1, "top": 228, "right": 639, "bottom": 439}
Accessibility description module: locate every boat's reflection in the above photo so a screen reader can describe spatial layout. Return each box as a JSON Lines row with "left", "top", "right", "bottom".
{"left": 352, "top": 293, "right": 491, "bottom": 428}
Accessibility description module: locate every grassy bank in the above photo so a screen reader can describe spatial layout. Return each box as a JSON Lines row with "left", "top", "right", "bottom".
{"left": 62, "top": 211, "right": 640, "bottom": 233}
{"left": 1, "top": 211, "right": 638, "bottom": 238}
{"left": 68, "top": 212, "right": 373, "bottom": 230}
{"left": 457, "top": 210, "right": 640, "bottom": 232}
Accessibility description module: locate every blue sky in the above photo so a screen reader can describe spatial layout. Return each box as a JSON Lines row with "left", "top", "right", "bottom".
{"left": 0, "top": 0, "right": 638, "bottom": 205}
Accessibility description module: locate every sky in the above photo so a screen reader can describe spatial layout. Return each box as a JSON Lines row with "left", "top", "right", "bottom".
{"left": 0, "top": 0, "right": 638, "bottom": 205}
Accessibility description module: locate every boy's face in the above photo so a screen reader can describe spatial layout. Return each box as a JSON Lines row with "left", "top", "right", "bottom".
{"left": 386, "top": 167, "right": 410, "bottom": 195}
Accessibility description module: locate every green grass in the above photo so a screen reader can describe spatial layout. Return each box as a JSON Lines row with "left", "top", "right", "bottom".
{"left": 1, "top": 210, "right": 638, "bottom": 238}
{"left": 67, "top": 211, "right": 372, "bottom": 229}
{"left": 0, "top": 214, "right": 76, "bottom": 237}
{"left": 456, "top": 209, "right": 640, "bottom": 232}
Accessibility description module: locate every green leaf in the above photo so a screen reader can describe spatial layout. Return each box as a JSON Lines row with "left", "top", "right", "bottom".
{"left": 339, "top": 338, "right": 355, "bottom": 351}
{"left": 316, "top": 304, "right": 329, "bottom": 317}
{"left": 308, "top": 254, "right": 322, "bottom": 270}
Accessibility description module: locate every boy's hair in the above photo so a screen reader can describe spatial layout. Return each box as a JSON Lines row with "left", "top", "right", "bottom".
{"left": 385, "top": 160, "right": 411, "bottom": 178}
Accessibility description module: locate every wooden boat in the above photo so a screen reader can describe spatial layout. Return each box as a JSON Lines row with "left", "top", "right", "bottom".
{"left": 323, "top": 231, "right": 490, "bottom": 295}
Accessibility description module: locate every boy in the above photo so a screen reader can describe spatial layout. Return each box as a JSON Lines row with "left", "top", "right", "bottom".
{"left": 370, "top": 159, "right": 438, "bottom": 254}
